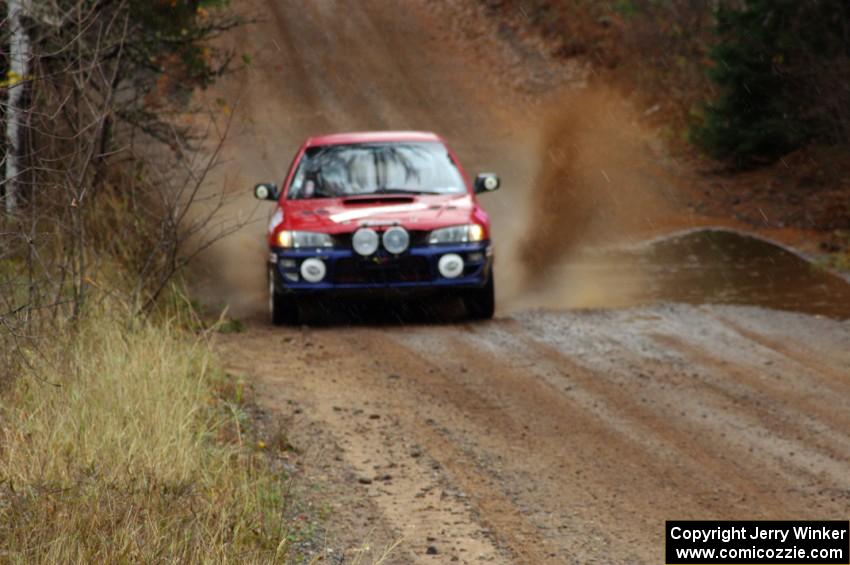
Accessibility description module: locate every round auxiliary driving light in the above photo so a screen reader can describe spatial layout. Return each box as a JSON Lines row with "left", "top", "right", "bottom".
{"left": 352, "top": 227, "right": 379, "bottom": 256}
{"left": 483, "top": 176, "right": 499, "bottom": 191}
{"left": 300, "top": 258, "right": 326, "bottom": 283}
{"left": 438, "top": 253, "right": 464, "bottom": 279}
{"left": 382, "top": 226, "right": 410, "bottom": 255}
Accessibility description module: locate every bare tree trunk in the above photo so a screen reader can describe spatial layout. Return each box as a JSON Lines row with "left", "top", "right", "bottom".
{"left": 4, "top": 0, "right": 30, "bottom": 214}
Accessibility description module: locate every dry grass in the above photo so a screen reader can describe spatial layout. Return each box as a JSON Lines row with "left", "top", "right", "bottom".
{"left": 0, "top": 309, "right": 289, "bottom": 563}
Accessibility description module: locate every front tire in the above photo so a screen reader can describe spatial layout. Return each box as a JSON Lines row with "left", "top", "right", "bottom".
{"left": 269, "top": 269, "right": 299, "bottom": 325}
{"left": 464, "top": 275, "right": 495, "bottom": 320}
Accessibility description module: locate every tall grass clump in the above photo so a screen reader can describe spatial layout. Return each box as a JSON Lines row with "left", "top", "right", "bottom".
{"left": 0, "top": 308, "right": 288, "bottom": 563}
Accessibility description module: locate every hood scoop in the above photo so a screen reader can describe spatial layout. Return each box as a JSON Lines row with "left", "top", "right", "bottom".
{"left": 342, "top": 195, "right": 415, "bottom": 206}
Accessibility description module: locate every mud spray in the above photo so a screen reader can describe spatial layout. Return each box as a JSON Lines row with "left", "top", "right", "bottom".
{"left": 507, "top": 86, "right": 678, "bottom": 311}
{"left": 190, "top": 82, "right": 682, "bottom": 319}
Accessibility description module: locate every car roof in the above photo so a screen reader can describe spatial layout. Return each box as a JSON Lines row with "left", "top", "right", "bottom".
{"left": 304, "top": 130, "right": 443, "bottom": 147}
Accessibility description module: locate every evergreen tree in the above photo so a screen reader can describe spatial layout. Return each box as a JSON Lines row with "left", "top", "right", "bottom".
{"left": 692, "top": 0, "right": 850, "bottom": 167}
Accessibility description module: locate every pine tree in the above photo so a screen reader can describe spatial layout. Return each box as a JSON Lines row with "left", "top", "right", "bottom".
{"left": 692, "top": 0, "right": 850, "bottom": 167}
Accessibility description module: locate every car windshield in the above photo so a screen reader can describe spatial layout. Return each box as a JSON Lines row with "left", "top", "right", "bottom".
{"left": 287, "top": 142, "right": 466, "bottom": 199}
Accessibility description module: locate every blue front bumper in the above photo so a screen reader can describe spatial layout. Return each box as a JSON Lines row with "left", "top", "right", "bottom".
{"left": 270, "top": 242, "right": 492, "bottom": 295}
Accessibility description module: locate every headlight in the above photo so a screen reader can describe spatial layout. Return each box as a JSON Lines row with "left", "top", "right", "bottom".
{"left": 428, "top": 224, "right": 485, "bottom": 245}
{"left": 276, "top": 230, "right": 333, "bottom": 248}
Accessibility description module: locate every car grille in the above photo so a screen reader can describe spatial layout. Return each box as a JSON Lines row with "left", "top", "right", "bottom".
{"left": 333, "top": 255, "right": 432, "bottom": 284}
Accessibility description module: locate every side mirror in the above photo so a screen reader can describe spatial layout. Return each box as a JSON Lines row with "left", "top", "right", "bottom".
{"left": 254, "top": 183, "right": 279, "bottom": 201}
{"left": 474, "top": 173, "right": 500, "bottom": 194}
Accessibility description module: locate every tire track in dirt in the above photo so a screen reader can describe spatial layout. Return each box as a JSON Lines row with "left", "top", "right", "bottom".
{"left": 491, "top": 321, "right": 817, "bottom": 511}
{"left": 313, "top": 326, "right": 574, "bottom": 563}
{"left": 511, "top": 308, "right": 850, "bottom": 494}
{"left": 400, "top": 321, "right": 850, "bottom": 537}
{"left": 220, "top": 325, "right": 550, "bottom": 563}
{"left": 370, "top": 326, "right": 677, "bottom": 562}
{"left": 654, "top": 333, "right": 850, "bottom": 452}
{"left": 713, "top": 314, "right": 850, "bottom": 386}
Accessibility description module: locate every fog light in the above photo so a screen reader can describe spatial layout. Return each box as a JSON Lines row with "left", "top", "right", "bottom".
{"left": 467, "top": 252, "right": 484, "bottom": 263}
{"left": 300, "top": 258, "right": 326, "bottom": 283}
{"left": 279, "top": 258, "right": 296, "bottom": 269}
{"left": 382, "top": 226, "right": 410, "bottom": 254}
{"left": 438, "top": 253, "right": 464, "bottom": 279}
{"left": 352, "top": 227, "right": 379, "bottom": 256}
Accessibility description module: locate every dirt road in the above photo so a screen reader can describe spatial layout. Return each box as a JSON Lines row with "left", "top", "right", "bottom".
{"left": 220, "top": 305, "right": 850, "bottom": 563}
{"left": 206, "top": 1, "right": 850, "bottom": 562}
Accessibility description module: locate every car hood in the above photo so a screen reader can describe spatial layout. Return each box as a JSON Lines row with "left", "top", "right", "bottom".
{"left": 282, "top": 194, "right": 477, "bottom": 233}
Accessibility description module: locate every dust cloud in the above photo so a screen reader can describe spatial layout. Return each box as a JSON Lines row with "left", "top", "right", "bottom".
{"left": 508, "top": 87, "right": 677, "bottom": 311}
{"left": 190, "top": 211, "right": 270, "bottom": 322}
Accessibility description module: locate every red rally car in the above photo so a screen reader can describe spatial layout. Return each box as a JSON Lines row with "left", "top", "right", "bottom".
{"left": 254, "top": 131, "right": 500, "bottom": 325}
